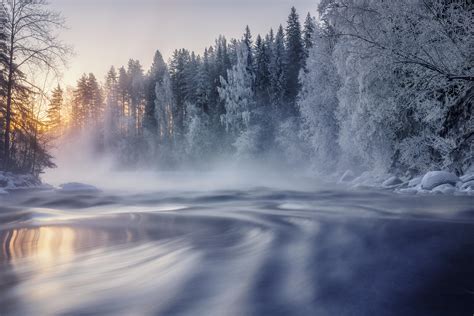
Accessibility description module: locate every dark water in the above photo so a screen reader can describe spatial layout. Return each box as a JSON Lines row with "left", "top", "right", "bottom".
{"left": 1, "top": 187, "right": 474, "bottom": 315}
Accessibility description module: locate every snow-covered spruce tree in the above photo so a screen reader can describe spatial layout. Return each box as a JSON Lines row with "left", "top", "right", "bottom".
{"left": 103, "top": 67, "right": 120, "bottom": 152}
{"left": 285, "top": 7, "right": 305, "bottom": 115}
{"left": 242, "top": 26, "right": 254, "bottom": 75}
{"left": 143, "top": 50, "right": 169, "bottom": 159}
{"left": 154, "top": 71, "right": 175, "bottom": 165}
{"left": 126, "top": 60, "right": 144, "bottom": 137}
{"left": 144, "top": 51, "right": 167, "bottom": 137}
{"left": 302, "top": 13, "right": 315, "bottom": 61}
{"left": 218, "top": 44, "right": 261, "bottom": 159}
{"left": 254, "top": 35, "right": 271, "bottom": 106}
{"left": 298, "top": 23, "right": 341, "bottom": 172}
{"left": 269, "top": 25, "right": 287, "bottom": 112}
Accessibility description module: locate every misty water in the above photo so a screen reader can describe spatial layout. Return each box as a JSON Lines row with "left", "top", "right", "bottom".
{"left": 1, "top": 171, "right": 474, "bottom": 315}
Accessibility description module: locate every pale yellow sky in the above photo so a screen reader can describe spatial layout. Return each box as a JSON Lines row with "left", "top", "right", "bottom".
{"left": 48, "top": 0, "right": 317, "bottom": 89}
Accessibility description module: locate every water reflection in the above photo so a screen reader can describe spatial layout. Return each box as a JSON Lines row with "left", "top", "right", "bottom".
{"left": 1, "top": 227, "right": 77, "bottom": 265}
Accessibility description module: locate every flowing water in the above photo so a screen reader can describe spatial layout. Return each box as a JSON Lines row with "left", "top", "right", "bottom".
{"left": 1, "top": 177, "right": 474, "bottom": 315}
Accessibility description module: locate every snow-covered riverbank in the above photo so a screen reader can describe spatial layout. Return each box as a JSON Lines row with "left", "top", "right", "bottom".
{"left": 339, "top": 169, "right": 474, "bottom": 195}
{"left": 0, "top": 171, "right": 46, "bottom": 194}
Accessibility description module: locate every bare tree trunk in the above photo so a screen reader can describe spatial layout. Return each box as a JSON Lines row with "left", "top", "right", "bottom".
{"left": 4, "top": 45, "right": 14, "bottom": 170}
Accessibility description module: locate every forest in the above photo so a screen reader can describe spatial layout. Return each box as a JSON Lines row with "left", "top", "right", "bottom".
{"left": 0, "top": 0, "right": 473, "bottom": 179}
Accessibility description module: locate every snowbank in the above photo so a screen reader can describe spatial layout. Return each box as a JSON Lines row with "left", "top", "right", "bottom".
{"left": 57, "top": 182, "right": 100, "bottom": 193}
{"left": 337, "top": 169, "right": 474, "bottom": 195}
{"left": 0, "top": 171, "right": 42, "bottom": 193}
{"left": 398, "top": 170, "right": 473, "bottom": 195}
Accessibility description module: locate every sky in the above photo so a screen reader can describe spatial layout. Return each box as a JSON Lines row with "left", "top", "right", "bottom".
{"left": 48, "top": 0, "right": 318, "bottom": 88}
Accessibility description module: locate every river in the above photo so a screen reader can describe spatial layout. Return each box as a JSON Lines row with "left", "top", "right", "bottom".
{"left": 0, "top": 175, "right": 473, "bottom": 315}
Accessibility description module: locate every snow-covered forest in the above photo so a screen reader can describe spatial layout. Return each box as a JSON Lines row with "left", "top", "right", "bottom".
{"left": 1, "top": 0, "right": 473, "bottom": 179}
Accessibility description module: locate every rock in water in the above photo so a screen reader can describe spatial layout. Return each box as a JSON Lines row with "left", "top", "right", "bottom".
{"left": 460, "top": 174, "right": 474, "bottom": 183}
{"left": 432, "top": 184, "right": 456, "bottom": 194}
{"left": 408, "top": 177, "right": 422, "bottom": 188}
{"left": 421, "top": 171, "right": 459, "bottom": 190}
{"left": 382, "top": 176, "right": 403, "bottom": 187}
{"left": 461, "top": 181, "right": 474, "bottom": 191}
{"left": 58, "top": 182, "right": 100, "bottom": 193}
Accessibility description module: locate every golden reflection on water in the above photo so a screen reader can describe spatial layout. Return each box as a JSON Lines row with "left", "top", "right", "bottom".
{"left": 1, "top": 227, "right": 78, "bottom": 266}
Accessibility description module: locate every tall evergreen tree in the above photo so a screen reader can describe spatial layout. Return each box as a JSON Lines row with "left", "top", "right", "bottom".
{"left": 243, "top": 26, "right": 254, "bottom": 73}
{"left": 285, "top": 7, "right": 304, "bottom": 113}
{"left": 269, "top": 25, "right": 287, "bottom": 110}
{"left": 104, "top": 66, "right": 120, "bottom": 148}
{"left": 127, "top": 59, "right": 144, "bottom": 136}
{"left": 303, "top": 13, "right": 316, "bottom": 59}
{"left": 254, "top": 35, "right": 271, "bottom": 105}
{"left": 46, "top": 85, "right": 63, "bottom": 134}
{"left": 170, "top": 49, "right": 191, "bottom": 137}
{"left": 144, "top": 50, "right": 167, "bottom": 135}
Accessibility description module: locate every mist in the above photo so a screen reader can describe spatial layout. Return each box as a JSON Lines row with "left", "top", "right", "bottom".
{"left": 43, "top": 129, "right": 321, "bottom": 193}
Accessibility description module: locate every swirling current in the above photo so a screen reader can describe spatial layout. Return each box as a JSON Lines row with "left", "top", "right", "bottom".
{"left": 1, "top": 186, "right": 474, "bottom": 315}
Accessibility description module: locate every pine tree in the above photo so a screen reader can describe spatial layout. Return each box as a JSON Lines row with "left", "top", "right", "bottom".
{"left": 243, "top": 26, "right": 254, "bottom": 74}
{"left": 285, "top": 7, "right": 304, "bottom": 113}
{"left": 127, "top": 59, "right": 144, "bottom": 136}
{"left": 72, "top": 74, "right": 88, "bottom": 130}
{"left": 46, "top": 85, "right": 63, "bottom": 134}
{"left": 117, "top": 66, "right": 129, "bottom": 132}
{"left": 303, "top": 13, "right": 316, "bottom": 58}
{"left": 72, "top": 73, "right": 103, "bottom": 131}
{"left": 254, "top": 35, "right": 271, "bottom": 105}
{"left": 269, "top": 25, "right": 287, "bottom": 110}
{"left": 144, "top": 50, "right": 167, "bottom": 135}
{"left": 87, "top": 73, "right": 103, "bottom": 125}
{"left": 170, "top": 49, "right": 191, "bottom": 137}
{"left": 104, "top": 66, "right": 120, "bottom": 148}
{"left": 155, "top": 71, "right": 174, "bottom": 147}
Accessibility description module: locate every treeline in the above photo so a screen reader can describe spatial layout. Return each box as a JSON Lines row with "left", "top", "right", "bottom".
{"left": 0, "top": 0, "right": 68, "bottom": 175}
{"left": 68, "top": 7, "right": 316, "bottom": 168}
{"left": 57, "top": 1, "right": 474, "bottom": 176}
{"left": 66, "top": 1, "right": 473, "bottom": 176}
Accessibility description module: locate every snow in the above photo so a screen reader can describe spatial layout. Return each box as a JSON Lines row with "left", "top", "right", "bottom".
{"left": 460, "top": 174, "right": 474, "bottom": 183}
{"left": 58, "top": 182, "right": 100, "bottom": 193}
{"left": 408, "top": 177, "right": 422, "bottom": 188}
{"left": 0, "top": 171, "right": 41, "bottom": 190}
{"left": 420, "top": 171, "right": 460, "bottom": 190}
{"left": 432, "top": 184, "right": 456, "bottom": 194}
{"left": 339, "top": 170, "right": 356, "bottom": 183}
{"left": 461, "top": 181, "right": 474, "bottom": 191}
{"left": 382, "top": 176, "right": 403, "bottom": 187}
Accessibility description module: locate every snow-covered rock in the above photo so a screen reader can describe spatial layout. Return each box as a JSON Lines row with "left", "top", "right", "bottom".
{"left": 58, "top": 182, "right": 100, "bottom": 193}
{"left": 408, "top": 176, "right": 422, "bottom": 188}
{"left": 421, "top": 171, "right": 460, "bottom": 190}
{"left": 432, "top": 183, "right": 456, "bottom": 194}
{"left": 461, "top": 180, "right": 474, "bottom": 191}
{"left": 397, "top": 187, "right": 418, "bottom": 195}
{"left": 460, "top": 173, "right": 474, "bottom": 183}
{"left": 339, "top": 170, "right": 356, "bottom": 183}
{"left": 382, "top": 176, "right": 403, "bottom": 187}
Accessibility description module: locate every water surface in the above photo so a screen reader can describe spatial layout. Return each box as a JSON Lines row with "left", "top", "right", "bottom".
{"left": 1, "top": 187, "right": 474, "bottom": 315}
